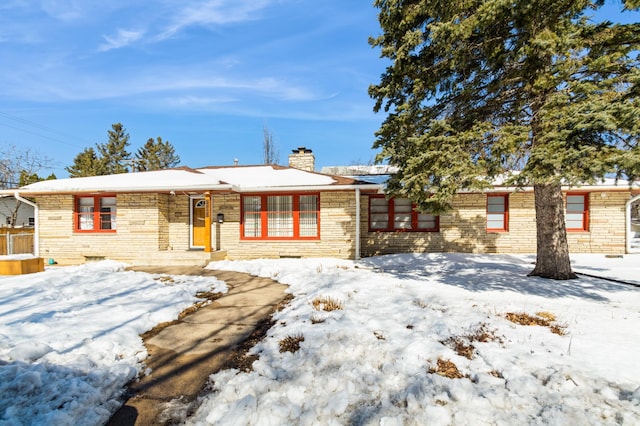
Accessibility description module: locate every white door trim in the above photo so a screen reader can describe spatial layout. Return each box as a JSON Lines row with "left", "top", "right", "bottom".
{"left": 189, "top": 195, "right": 206, "bottom": 249}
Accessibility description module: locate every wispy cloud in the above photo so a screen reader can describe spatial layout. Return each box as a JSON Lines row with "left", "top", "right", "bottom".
{"left": 1, "top": 61, "right": 324, "bottom": 105}
{"left": 164, "top": 95, "right": 237, "bottom": 107}
{"left": 92, "top": 0, "right": 277, "bottom": 51}
{"left": 39, "top": 0, "right": 96, "bottom": 22}
{"left": 157, "top": 0, "right": 275, "bottom": 40}
{"left": 98, "top": 28, "right": 145, "bottom": 52}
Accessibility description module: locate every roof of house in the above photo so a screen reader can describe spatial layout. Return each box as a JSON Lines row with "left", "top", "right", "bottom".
{"left": 320, "top": 165, "right": 399, "bottom": 176}
{"left": 1, "top": 165, "right": 380, "bottom": 196}
{"left": 2, "top": 164, "right": 637, "bottom": 197}
{"left": 323, "top": 165, "right": 640, "bottom": 191}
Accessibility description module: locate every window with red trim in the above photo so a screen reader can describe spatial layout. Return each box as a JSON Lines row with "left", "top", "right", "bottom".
{"left": 566, "top": 193, "right": 589, "bottom": 231}
{"left": 241, "top": 194, "right": 319, "bottom": 239}
{"left": 75, "top": 196, "right": 117, "bottom": 232}
{"left": 368, "top": 196, "right": 439, "bottom": 232}
{"left": 486, "top": 194, "right": 508, "bottom": 232}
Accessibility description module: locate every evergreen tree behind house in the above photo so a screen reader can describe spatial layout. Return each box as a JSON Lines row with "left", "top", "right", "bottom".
{"left": 133, "top": 137, "right": 180, "bottom": 172}
{"left": 66, "top": 124, "right": 180, "bottom": 177}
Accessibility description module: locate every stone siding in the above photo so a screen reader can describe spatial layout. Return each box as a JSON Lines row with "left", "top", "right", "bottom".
{"left": 361, "top": 190, "right": 631, "bottom": 257}
{"left": 35, "top": 189, "right": 631, "bottom": 265}
{"left": 288, "top": 148, "right": 315, "bottom": 172}
{"left": 38, "top": 194, "right": 173, "bottom": 264}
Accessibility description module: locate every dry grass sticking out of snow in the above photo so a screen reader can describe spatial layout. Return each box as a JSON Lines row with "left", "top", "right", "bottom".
{"left": 192, "top": 253, "right": 640, "bottom": 425}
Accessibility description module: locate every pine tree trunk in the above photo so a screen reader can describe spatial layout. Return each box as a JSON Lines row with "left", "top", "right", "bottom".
{"left": 528, "top": 183, "right": 577, "bottom": 280}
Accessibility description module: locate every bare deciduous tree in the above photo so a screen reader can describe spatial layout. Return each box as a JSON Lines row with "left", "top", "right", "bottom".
{"left": 0, "top": 145, "right": 54, "bottom": 227}
{"left": 262, "top": 125, "right": 280, "bottom": 165}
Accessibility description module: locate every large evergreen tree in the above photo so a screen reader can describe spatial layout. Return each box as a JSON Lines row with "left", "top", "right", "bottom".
{"left": 134, "top": 137, "right": 180, "bottom": 171}
{"left": 369, "top": 0, "right": 640, "bottom": 279}
{"left": 97, "top": 123, "right": 131, "bottom": 174}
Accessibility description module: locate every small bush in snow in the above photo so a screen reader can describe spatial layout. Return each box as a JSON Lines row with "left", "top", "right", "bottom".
{"left": 441, "top": 336, "right": 475, "bottom": 359}
{"left": 312, "top": 296, "right": 343, "bottom": 312}
{"left": 429, "top": 359, "right": 465, "bottom": 379}
{"left": 505, "top": 311, "right": 567, "bottom": 335}
{"left": 441, "top": 323, "right": 502, "bottom": 360}
{"left": 279, "top": 334, "right": 304, "bottom": 353}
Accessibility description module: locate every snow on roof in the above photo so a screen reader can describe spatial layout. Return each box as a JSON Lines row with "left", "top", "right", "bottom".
{"left": 4, "top": 165, "right": 374, "bottom": 195}
{"left": 323, "top": 166, "right": 639, "bottom": 191}
{"left": 3, "top": 165, "right": 636, "bottom": 196}
{"left": 321, "top": 165, "right": 399, "bottom": 176}
{"left": 16, "top": 168, "right": 223, "bottom": 193}
{"left": 197, "top": 166, "right": 337, "bottom": 189}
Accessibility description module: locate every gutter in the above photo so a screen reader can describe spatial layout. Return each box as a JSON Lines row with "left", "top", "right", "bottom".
{"left": 14, "top": 191, "right": 39, "bottom": 257}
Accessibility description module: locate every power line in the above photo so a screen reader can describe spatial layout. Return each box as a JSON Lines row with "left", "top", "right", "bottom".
{"left": 0, "top": 111, "right": 90, "bottom": 149}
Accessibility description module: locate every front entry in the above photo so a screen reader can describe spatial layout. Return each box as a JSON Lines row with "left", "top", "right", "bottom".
{"left": 191, "top": 197, "right": 207, "bottom": 248}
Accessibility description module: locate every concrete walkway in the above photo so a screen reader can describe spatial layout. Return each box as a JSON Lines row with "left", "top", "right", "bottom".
{"left": 107, "top": 267, "right": 288, "bottom": 426}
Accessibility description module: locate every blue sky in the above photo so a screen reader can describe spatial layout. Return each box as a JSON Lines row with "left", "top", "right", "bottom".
{"left": 1, "top": 1, "right": 637, "bottom": 179}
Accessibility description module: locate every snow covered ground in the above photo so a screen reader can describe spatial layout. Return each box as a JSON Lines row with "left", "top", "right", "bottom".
{"left": 0, "top": 260, "right": 226, "bottom": 425}
{"left": 0, "top": 254, "right": 638, "bottom": 425}
{"left": 186, "top": 253, "right": 640, "bottom": 425}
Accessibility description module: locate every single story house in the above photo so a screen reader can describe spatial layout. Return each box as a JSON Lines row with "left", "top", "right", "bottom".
{"left": 1, "top": 147, "right": 638, "bottom": 265}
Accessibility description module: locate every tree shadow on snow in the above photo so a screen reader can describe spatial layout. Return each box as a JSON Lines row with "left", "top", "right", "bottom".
{"left": 358, "top": 253, "right": 639, "bottom": 302}
{"left": 0, "top": 359, "right": 122, "bottom": 425}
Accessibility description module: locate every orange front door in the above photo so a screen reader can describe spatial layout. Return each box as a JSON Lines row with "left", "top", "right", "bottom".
{"left": 192, "top": 198, "right": 207, "bottom": 247}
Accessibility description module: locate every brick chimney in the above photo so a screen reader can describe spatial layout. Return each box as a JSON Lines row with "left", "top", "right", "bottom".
{"left": 288, "top": 147, "right": 315, "bottom": 172}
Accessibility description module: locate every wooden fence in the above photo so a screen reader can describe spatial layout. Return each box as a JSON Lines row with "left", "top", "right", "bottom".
{"left": 0, "top": 229, "right": 35, "bottom": 255}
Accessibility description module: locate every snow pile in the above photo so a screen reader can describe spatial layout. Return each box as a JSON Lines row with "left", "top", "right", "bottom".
{"left": 0, "top": 254, "right": 38, "bottom": 260}
{"left": 190, "top": 254, "right": 640, "bottom": 425}
{"left": 0, "top": 261, "right": 226, "bottom": 425}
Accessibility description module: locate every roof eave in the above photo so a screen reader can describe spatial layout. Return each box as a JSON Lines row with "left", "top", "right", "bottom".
{"left": 3, "top": 184, "right": 235, "bottom": 196}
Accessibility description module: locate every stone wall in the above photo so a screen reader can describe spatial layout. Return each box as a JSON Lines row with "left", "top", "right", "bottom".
{"left": 360, "top": 190, "right": 631, "bottom": 257}
{"left": 37, "top": 194, "right": 168, "bottom": 264}
{"left": 35, "top": 188, "right": 632, "bottom": 265}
